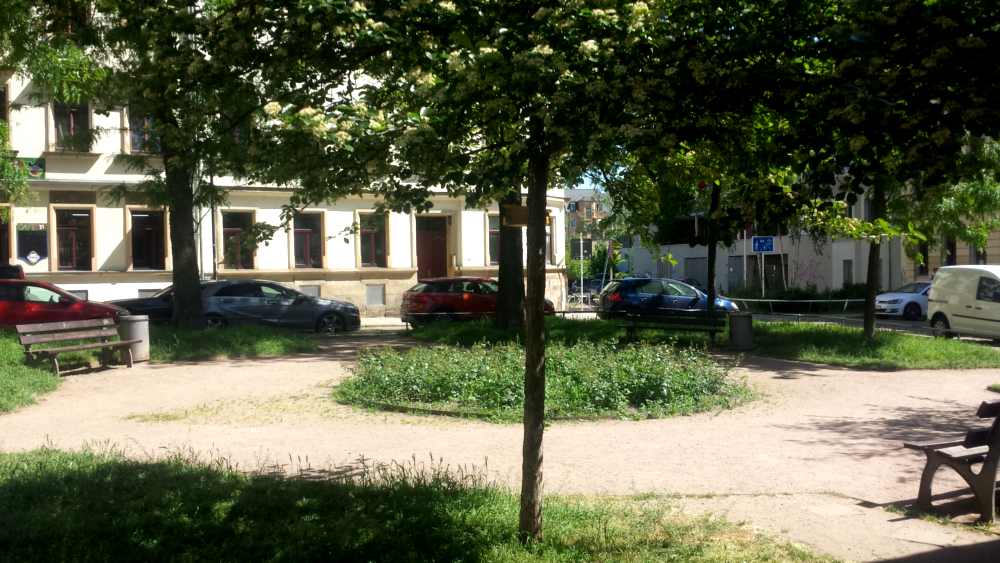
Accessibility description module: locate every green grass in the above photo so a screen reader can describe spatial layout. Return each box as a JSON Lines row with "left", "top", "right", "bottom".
{"left": 337, "top": 342, "right": 754, "bottom": 422}
{"left": 0, "top": 324, "right": 318, "bottom": 413}
{"left": 0, "top": 330, "right": 60, "bottom": 413}
{"left": 408, "top": 316, "right": 683, "bottom": 347}
{"left": 988, "top": 384, "right": 1000, "bottom": 393}
{"left": 753, "top": 322, "right": 1000, "bottom": 370}
{"left": 0, "top": 447, "right": 835, "bottom": 563}
{"left": 149, "top": 324, "right": 318, "bottom": 363}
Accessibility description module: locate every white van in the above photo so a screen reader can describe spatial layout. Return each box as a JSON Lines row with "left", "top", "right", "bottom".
{"left": 927, "top": 265, "right": 1000, "bottom": 338}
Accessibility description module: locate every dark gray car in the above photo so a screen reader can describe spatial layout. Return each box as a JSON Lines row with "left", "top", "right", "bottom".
{"left": 111, "top": 280, "right": 361, "bottom": 333}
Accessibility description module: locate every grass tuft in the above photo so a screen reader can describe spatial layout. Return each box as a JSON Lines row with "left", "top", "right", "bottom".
{"left": 0, "top": 330, "right": 60, "bottom": 413}
{"left": 988, "top": 384, "right": 1000, "bottom": 394}
{"left": 0, "top": 447, "right": 835, "bottom": 563}
{"left": 337, "top": 342, "right": 755, "bottom": 422}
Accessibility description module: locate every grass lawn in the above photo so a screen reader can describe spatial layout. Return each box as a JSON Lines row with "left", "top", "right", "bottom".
{"left": 0, "top": 447, "right": 834, "bottom": 563}
{"left": 409, "top": 317, "right": 1000, "bottom": 370}
{"left": 0, "top": 324, "right": 318, "bottom": 413}
{"left": 988, "top": 384, "right": 1000, "bottom": 393}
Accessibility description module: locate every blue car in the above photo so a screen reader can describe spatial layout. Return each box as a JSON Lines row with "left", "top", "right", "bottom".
{"left": 596, "top": 278, "right": 739, "bottom": 318}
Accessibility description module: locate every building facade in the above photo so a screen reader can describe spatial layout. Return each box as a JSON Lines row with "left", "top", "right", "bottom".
{"left": 564, "top": 188, "right": 606, "bottom": 240}
{"left": 1, "top": 77, "right": 568, "bottom": 315}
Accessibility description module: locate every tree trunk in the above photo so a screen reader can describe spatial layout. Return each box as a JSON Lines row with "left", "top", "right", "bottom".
{"left": 863, "top": 183, "right": 887, "bottom": 340}
{"left": 519, "top": 117, "right": 547, "bottom": 543}
{"left": 705, "top": 182, "right": 721, "bottom": 313}
{"left": 164, "top": 155, "right": 205, "bottom": 329}
{"left": 496, "top": 189, "right": 526, "bottom": 330}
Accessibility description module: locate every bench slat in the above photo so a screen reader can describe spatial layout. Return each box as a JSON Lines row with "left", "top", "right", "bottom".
{"left": 937, "top": 445, "right": 989, "bottom": 462}
{"left": 16, "top": 318, "right": 116, "bottom": 334}
{"left": 903, "top": 440, "right": 965, "bottom": 452}
{"left": 964, "top": 428, "right": 992, "bottom": 448}
{"left": 20, "top": 328, "right": 120, "bottom": 346}
{"left": 621, "top": 324, "right": 723, "bottom": 333}
{"left": 627, "top": 311, "right": 727, "bottom": 320}
{"left": 976, "top": 399, "right": 1000, "bottom": 419}
{"left": 30, "top": 340, "right": 140, "bottom": 355}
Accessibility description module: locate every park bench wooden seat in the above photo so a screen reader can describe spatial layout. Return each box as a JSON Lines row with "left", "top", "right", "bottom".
{"left": 619, "top": 310, "right": 727, "bottom": 347}
{"left": 16, "top": 318, "right": 140, "bottom": 377}
{"left": 903, "top": 398, "right": 1000, "bottom": 523}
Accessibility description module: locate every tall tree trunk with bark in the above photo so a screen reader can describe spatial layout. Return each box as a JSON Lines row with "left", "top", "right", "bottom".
{"left": 519, "top": 117, "right": 547, "bottom": 542}
{"left": 863, "top": 183, "right": 887, "bottom": 340}
{"left": 705, "top": 182, "right": 721, "bottom": 314}
{"left": 163, "top": 150, "right": 205, "bottom": 329}
{"left": 496, "top": 189, "right": 526, "bottom": 330}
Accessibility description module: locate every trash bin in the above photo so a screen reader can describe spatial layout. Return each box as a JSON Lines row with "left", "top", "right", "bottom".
{"left": 728, "top": 312, "right": 753, "bottom": 351}
{"left": 119, "top": 315, "right": 150, "bottom": 363}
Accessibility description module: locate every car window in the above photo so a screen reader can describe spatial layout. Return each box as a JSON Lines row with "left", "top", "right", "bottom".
{"left": 409, "top": 283, "right": 428, "bottom": 293}
{"left": 214, "top": 283, "right": 257, "bottom": 298}
{"left": 0, "top": 284, "right": 23, "bottom": 302}
{"left": 260, "top": 284, "right": 298, "bottom": 299}
{"left": 896, "top": 283, "right": 930, "bottom": 294}
{"left": 976, "top": 277, "right": 1000, "bottom": 302}
{"left": 24, "top": 285, "right": 67, "bottom": 304}
{"left": 665, "top": 282, "right": 699, "bottom": 297}
{"left": 478, "top": 281, "right": 498, "bottom": 294}
{"left": 635, "top": 280, "right": 664, "bottom": 295}
{"left": 603, "top": 281, "right": 621, "bottom": 294}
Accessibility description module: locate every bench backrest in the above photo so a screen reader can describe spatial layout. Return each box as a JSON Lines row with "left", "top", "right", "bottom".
{"left": 625, "top": 310, "right": 728, "bottom": 326}
{"left": 970, "top": 400, "right": 1000, "bottom": 462}
{"left": 16, "top": 318, "right": 120, "bottom": 348}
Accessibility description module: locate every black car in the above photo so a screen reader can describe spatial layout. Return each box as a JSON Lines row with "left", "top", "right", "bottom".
{"left": 0, "top": 264, "right": 24, "bottom": 279}
{"left": 109, "top": 280, "right": 361, "bottom": 333}
{"left": 595, "top": 278, "right": 739, "bottom": 318}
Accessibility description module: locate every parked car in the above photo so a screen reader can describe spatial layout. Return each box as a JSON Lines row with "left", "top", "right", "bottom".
{"left": 0, "top": 264, "right": 25, "bottom": 279}
{"left": 595, "top": 278, "right": 739, "bottom": 318}
{"left": 400, "top": 277, "right": 555, "bottom": 324}
{"left": 0, "top": 280, "right": 129, "bottom": 326}
{"left": 927, "top": 265, "right": 1000, "bottom": 338}
{"left": 110, "top": 280, "right": 361, "bottom": 333}
{"left": 875, "top": 281, "right": 931, "bottom": 320}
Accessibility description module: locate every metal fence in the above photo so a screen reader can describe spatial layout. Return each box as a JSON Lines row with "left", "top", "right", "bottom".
{"left": 732, "top": 297, "right": 865, "bottom": 313}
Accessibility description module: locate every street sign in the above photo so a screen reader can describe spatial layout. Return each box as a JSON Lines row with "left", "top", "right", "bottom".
{"left": 570, "top": 239, "right": 592, "bottom": 260}
{"left": 752, "top": 236, "right": 774, "bottom": 253}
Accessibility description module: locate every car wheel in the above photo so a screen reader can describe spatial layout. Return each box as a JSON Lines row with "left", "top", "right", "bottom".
{"left": 205, "top": 315, "right": 227, "bottom": 328}
{"left": 316, "top": 313, "right": 345, "bottom": 335}
{"left": 931, "top": 314, "right": 953, "bottom": 338}
{"left": 431, "top": 308, "right": 455, "bottom": 323}
{"left": 902, "top": 303, "right": 921, "bottom": 321}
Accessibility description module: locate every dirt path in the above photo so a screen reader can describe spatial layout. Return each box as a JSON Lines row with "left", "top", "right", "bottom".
{"left": 1, "top": 332, "right": 998, "bottom": 561}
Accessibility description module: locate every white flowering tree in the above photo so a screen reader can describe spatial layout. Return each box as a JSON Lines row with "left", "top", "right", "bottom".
{"left": 0, "top": 0, "right": 395, "bottom": 327}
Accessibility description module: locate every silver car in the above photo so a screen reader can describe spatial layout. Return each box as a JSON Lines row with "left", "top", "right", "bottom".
{"left": 202, "top": 280, "right": 361, "bottom": 333}
{"left": 875, "top": 281, "right": 931, "bottom": 321}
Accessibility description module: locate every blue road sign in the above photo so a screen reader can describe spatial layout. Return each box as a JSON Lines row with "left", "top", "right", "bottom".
{"left": 752, "top": 236, "right": 774, "bottom": 253}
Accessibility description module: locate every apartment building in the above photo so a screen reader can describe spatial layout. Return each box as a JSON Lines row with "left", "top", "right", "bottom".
{"left": 564, "top": 188, "right": 606, "bottom": 240}
{"left": 1, "top": 77, "right": 568, "bottom": 315}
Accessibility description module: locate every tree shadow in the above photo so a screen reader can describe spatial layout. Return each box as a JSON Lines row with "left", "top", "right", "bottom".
{"left": 875, "top": 538, "right": 1000, "bottom": 563}
{"left": 0, "top": 450, "right": 511, "bottom": 563}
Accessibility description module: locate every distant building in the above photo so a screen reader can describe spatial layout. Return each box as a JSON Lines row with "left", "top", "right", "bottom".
{"left": 564, "top": 188, "right": 606, "bottom": 239}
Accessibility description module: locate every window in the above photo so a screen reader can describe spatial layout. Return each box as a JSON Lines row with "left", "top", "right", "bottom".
{"left": 665, "top": 281, "right": 699, "bottom": 297}
{"left": 943, "top": 237, "right": 957, "bottom": 266}
{"left": 843, "top": 259, "right": 854, "bottom": 285}
{"left": 214, "top": 283, "right": 257, "bottom": 298}
{"left": 916, "top": 244, "right": 929, "bottom": 277}
{"left": 293, "top": 214, "right": 323, "bottom": 268}
{"left": 24, "top": 284, "right": 70, "bottom": 304}
{"left": 972, "top": 245, "right": 987, "bottom": 265}
{"left": 546, "top": 224, "right": 554, "bottom": 265}
{"left": 0, "top": 216, "right": 9, "bottom": 264}
{"left": 260, "top": 283, "right": 298, "bottom": 299}
{"left": 569, "top": 218, "right": 576, "bottom": 227}
{"left": 976, "top": 277, "right": 1000, "bottom": 302}
{"left": 128, "top": 105, "right": 158, "bottom": 154}
{"left": 0, "top": 83, "right": 8, "bottom": 134}
{"left": 635, "top": 280, "right": 664, "bottom": 295}
{"left": 131, "top": 210, "right": 165, "bottom": 270}
{"left": 359, "top": 213, "right": 386, "bottom": 267}
{"left": 864, "top": 199, "right": 872, "bottom": 222}
{"left": 488, "top": 215, "right": 500, "bottom": 265}
{"left": 55, "top": 209, "right": 92, "bottom": 270}
{"left": 53, "top": 103, "right": 90, "bottom": 151}
{"left": 221, "top": 211, "right": 254, "bottom": 269}
{"left": 567, "top": 202, "right": 577, "bottom": 212}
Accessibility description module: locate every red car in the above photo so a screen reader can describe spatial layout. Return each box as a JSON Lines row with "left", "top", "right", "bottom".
{"left": 0, "top": 280, "right": 129, "bottom": 326}
{"left": 400, "top": 277, "right": 555, "bottom": 324}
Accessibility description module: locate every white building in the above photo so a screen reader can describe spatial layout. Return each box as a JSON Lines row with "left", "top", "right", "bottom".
{"left": 1, "top": 76, "right": 568, "bottom": 315}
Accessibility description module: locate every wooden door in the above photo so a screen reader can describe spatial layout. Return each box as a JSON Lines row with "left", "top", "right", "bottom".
{"left": 417, "top": 230, "right": 447, "bottom": 279}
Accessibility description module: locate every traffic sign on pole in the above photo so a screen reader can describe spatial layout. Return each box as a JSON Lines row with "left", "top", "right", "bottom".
{"left": 752, "top": 236, "right": 774, "bottom": 253}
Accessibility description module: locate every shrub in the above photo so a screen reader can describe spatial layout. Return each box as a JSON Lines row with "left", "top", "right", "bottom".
{"left": 337, "top": 343, "right": 753, "bottom": 421}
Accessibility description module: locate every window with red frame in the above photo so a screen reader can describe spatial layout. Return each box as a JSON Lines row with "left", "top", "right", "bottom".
{"left": 293, "top": 214, "right": 323, "bottom": 268}
{"left": 55, "top": 209, "right": 92, "bottom": 271}
{"left": 53, "top": 102, "right": 90, "bottom": 151}
{"left": 128, "top": 105, "right": 159, "bottom": 154}
{"left": 222, "top": 211, "right": 254, "bottom": 269}
{"left": 488, "top": 215, "right": 500, "bottom": 265}
{"left": 359, "top": 213, "right": 387, "bottom": 267}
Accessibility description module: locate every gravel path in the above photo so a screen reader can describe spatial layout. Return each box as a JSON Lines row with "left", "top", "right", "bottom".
{"left": 1, "top": 331, "right": 998, "bottom": 561}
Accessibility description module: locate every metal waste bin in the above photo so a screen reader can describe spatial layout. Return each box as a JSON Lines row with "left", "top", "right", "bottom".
{"left": 728, "top": 312, "right": 753, "bottom": 351}
{"left": 119, "top": 315, "right": 150, "bottom": 362}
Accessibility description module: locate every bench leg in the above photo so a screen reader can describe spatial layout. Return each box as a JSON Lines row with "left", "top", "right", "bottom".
{"left": 626, "top": 327, "right": 635, "bottom": 344}
{"left": 123, "top": 347, "right": 133, "bottom": 369}
{"left": 51, "top": 356, "right": 60, "bottom": 378}
{"left": 708, "top": 332, "right": 715, "bottom": 350}
{"left": 918, "top": 451, "right": 998, "bottom": 524}
{"left": 917, "top": 451, "right": 947, "bottom": 512}
{"left": 102, "top": 346, "right": 112, "bottom": 367}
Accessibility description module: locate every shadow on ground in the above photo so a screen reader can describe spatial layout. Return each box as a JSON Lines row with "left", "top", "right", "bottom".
{"left": 877, "top": 538, "right": 1000, "bottom": 563}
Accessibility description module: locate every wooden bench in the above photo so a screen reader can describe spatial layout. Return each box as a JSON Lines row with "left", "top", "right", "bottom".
{"left": 903, "top": 399, "right": 1000, "bottom": 524}
{"left": 16, "top": 318, "right": 141, "bottom": 377}
{"left": 619, "top": 310, "right": 728, "bottom": 347}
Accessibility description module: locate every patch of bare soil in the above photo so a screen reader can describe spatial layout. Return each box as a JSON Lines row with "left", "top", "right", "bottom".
{"left": 1, "top": 333, "right": 997, "bottom": 561}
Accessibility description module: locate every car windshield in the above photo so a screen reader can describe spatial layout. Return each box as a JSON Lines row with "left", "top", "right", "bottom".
{"left": 151, "top": 283, "right": 212, "bottom": 298}
{"left": 894, "top": 283, "right": 930, "bottom": 294}
{"left": 480, "top": 281, "right": 498, "bottom": 294}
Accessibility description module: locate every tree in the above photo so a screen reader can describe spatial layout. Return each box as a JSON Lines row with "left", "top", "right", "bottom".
{"left": 0, "top": 121, "right": 32, "bottom": 220}
{"left": 789, "top": 0, "right": 1000, "bottom": 339}
{"left": 0, "top": 0, "right": 394, "bottom": 327}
